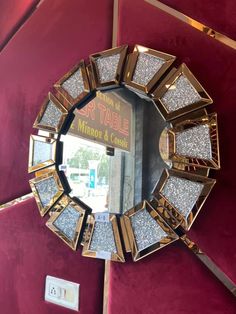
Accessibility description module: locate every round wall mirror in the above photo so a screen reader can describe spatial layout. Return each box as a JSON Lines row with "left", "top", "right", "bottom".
{"left": 29, "top": 44, "right": 220, "bottom": 264}
{"left": 61, "top": 87, "right": 169, "bottom": 214}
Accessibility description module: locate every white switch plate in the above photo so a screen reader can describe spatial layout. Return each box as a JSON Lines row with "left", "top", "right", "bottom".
{"left": 45, "top": 275, "right": 79, "bottom": 311}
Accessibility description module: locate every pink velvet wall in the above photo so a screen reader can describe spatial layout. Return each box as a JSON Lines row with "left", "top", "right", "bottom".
{"left": 0, "top": 0, "right": 40, "bottom": 50}
{"left": 0, "top": 1, "right": 113, "bottom": 313}
{"left": 160, "top": 0, "right": 236, "bottom": 40}
{"left": 0, "top": 0, "right": 113, "bottom": 204}
{"left": 108, "top": 0, "right": 236, "bottom": 313}
{"left": 0, "top": 198, "right": 105, "bottom": 314}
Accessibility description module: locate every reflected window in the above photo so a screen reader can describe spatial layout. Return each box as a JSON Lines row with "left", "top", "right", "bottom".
{"left": 60, "top": 87, "right": 169, "bottom": 214}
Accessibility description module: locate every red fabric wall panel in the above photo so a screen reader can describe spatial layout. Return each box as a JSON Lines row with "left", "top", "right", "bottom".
{"left": 0, "top": 198, "right": 104, "bottom": 314}
{"left": 0, "top": 0, "right": 40, "bottom": 49}
{"left": 0, "top": 0, "right": 113, "bottom": 204}
{"left": 108, "top": 0, "right": 236, "bottom": 313}
{"left": 109, "top": 244, "right": 236, "bottom": 314}
{"left": 160, "top": 0, "right": 236, "bottom": 40}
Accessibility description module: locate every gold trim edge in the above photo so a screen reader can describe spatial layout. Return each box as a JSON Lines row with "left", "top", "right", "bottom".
{"left": 145, "top": 0, "right": 236, "bottom": 50}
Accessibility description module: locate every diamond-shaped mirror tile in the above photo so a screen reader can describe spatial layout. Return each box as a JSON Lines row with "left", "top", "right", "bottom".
{"left": 95, "top": 54, "right": 120, "bottom": 83}
{"left": 161, "top": 176, "right": 204, "bottom": 219}
{"left": 32, "top": 140, "right": 52, "bottom": 166}
{"left": 132, "top": 53, "right": 165, "bottom": 86}
{"left": 161, "top": 75, "right": 202, "bottom": 112}
{"left": 61, "top": 68, "right": 85, "bottom": 99}
{"left": 40, "top": 100, "right": 63, "bottom": 128}
{"left": 90, "top": 221, "right": 117, "bottom": 253}
{"left": 53, "top": 205, "right": 81, "bottom": 241}
{"left": 130, "top": 209, "right": 167, "bottom": 251}
{"left": 175, "top": 124, "right": 212, "bottom": 160}
{"left": 35, "top": 176, "right": 59, "bottom": 207}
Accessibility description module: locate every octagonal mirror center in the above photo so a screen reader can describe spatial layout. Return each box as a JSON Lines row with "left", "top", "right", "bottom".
{"left": 61, "top": 87, "right": 169, "bottom": 213}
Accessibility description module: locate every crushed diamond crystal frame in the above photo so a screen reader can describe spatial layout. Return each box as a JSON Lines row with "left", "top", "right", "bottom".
{"left": 29, "top": 170, "right": 64, "bottom": 217}
{"left": 46, "top": 195, "right": 86, "bottom": 250}
{"left": 168, "top": 112, "right": 220, "bottom": 169}
{"left": 33, "top": 92, "right": 69, "bottom": 133}
{"left": 54, "top": 60, "right": 91, "bottom": 106}
{"left": 124, "top": 44, "right": 176, "bottom": 94}
{"left": 152, "top": 169, "right": 216, "bottom": 231}
{"left": 90, "top": 45, "right": 128, "bottom": 89}
{"left": 123, "top": 201, "right": 179, "bottom": 261}
{"left": 29, "top": 44, "right": 220, "bottom": 264}
{"left": 82, "top": 213, "right": 125, "bottom": 263}
{"left": 153, "top": 63, "right": 213, "bottom": 120}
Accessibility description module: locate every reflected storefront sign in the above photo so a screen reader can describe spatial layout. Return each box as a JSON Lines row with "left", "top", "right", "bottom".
{"left": 68, "top": 91, "right": 132, "bottom": 152}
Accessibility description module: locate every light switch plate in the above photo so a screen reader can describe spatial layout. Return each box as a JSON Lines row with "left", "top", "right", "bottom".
{"left": 45, "top": 275, "right": 79, "bottom": 311}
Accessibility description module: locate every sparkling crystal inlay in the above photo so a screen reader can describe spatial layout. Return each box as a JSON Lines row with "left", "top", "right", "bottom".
{"left": 62, "top": 68, "right": 85, "bottom": 99}
{"left": 161, "top": 176, "right": 204, "bottom": 218}
{"left": 35, "top": 176, "right": 58, "bottom": 207}
{"left": 130, "top": 209, "right": 167, "bottom": 251}
{"left": 175, "top": 124, "right": 212, "bottom": 160}
{"left": 40, "top": 101, "right": 62, "bottom": 128}
{"left": 90, "top": 221, "right": 117, "bottom": 253}
{"left": 53, "top": 205, "right": 81, "bottom": 240}
{"left": 161, "top": 74, "right": 201, "bottom": 112}
{"left": 95, "top": 54, "right": 120, "bottom": 83}
{"left": 132, "top": 53, "right": 165, "bottom": 86}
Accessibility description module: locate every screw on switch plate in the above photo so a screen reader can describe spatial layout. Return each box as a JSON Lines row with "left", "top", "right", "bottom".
{"left": 45, "top": 276, "right": 79, "bottom": 311}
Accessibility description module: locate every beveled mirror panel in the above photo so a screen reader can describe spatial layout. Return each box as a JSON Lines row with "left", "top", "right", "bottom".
{"left": 60, "top": 87, "right": 170, "bottom": 214}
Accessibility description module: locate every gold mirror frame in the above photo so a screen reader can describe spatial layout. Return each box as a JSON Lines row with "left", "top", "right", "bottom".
{"left": 28, "top": 44, "right": 220, "bottom": 264}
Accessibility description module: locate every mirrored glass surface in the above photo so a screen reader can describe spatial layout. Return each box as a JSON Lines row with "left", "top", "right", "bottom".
{"left": 61, "top": 87, "right": 170, "bottom": 213}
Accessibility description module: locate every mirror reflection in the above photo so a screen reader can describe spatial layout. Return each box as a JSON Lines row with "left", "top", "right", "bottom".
{"left": 60, "top": 87, "right": 170, "bottom": 213}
